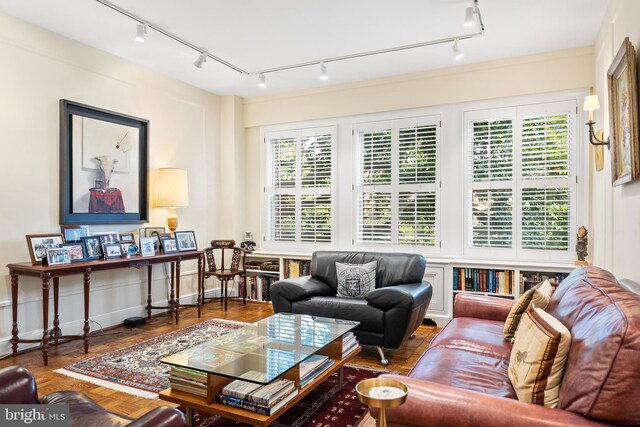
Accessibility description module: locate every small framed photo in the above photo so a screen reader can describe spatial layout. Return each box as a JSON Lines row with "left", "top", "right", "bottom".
{"left": 139, "top": 227, "right": 166, "bottom": 238}
{"left": 62, "top": 242, "right": 86, "bottom": 262}
{"left": 26, "top": 234, "right": 64, "bottom": 265}
{"left": 161, "top": 237, "right": 179, "bottom": 254}
{"left": 119, "top": 233, "right": 135, "bottom": 242}
{"left": 175, "top": 231, "right": 198, "bottom": 251}
{"left": 60, "top": 225, "right": 89, "bottom": 243}
{"left": 93, "top": 232, "right": 119, "bottom": 245}
{"left": 46, "top": 247, "right": 71, "bottom": 266}
{"left": 81, "top": 236, "right": 103, "bottom": 259}
{"left": 140, "top": 237, "right": 156, "bottom": 257}
{"left": 103, "top": 243, "right": 123, "bottom": 259}
{"left": 120, "top": 241, "right": 139, "bottom": 257}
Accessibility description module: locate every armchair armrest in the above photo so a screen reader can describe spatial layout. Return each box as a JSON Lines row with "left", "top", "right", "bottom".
{"left": 0, "top": 366, "right": 38, "bottom": 404}
{"left": 271, "top": 276, "right": 334, "bottom": 303}
{"left": 453, "top": 293, "right": 514, "bottom": 322}
{"left": 375, "top": 375, "right": 610, "bottom": 427}
{"left": 127, "top": 407, "right": 186, "bottom": 427}
{"left": 365, "top": 282, "right": 431, "bottom": 311}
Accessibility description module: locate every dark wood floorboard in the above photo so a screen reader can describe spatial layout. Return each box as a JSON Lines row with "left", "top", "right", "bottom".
{"left": 0, "top": 300, "right": 438, "bottom": 418}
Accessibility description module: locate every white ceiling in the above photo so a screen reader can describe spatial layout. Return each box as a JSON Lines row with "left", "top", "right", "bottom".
{"left": 0, "top": 0, "right": 609, "bottom": 98}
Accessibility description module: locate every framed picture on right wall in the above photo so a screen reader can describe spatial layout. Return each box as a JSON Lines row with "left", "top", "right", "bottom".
{"left": 607, "top": 37, "right": 640, "bottom": 186}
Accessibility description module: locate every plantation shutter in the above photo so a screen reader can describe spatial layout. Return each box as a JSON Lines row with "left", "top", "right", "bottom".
{"left": 468, "top": 115, "right": 514, "bottom": 248}
{"left": 520, "top": 112, "right": 572, "bottom": 250}
{"left": 265, "top": 128, "right": 335, "bottom": 246}
{"left": 355, "top": 117, "right": 439, "bottom": 247}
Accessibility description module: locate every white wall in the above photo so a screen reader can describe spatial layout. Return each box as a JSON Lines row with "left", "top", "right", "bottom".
{"left": 243, "top": 47, "right": 595, "bottom": 254}
{"left": 590, "top": 0, "right": 640, "bottom": 282}
{"left": 0, "top": 12, "right": 220, "bottom": 353}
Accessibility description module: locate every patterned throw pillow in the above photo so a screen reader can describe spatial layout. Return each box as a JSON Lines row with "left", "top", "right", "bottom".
{"left": 508, "top": 307, "right": 571, "bottom": 408}
{"left": 504, "top": 279, "right": 553, "bottom": 342}
{"left": 336, "top": 261, "right": 377, "bottom": 298}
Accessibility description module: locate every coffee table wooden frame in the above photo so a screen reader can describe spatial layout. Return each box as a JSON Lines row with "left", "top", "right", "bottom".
{"left": 159, "top": 334, "right": 361, "bottom": 427}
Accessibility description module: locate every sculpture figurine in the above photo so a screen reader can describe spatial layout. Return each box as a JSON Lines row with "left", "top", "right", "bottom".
{"left": 575, "top": 226, "right": 588, "bottom": 265}
{"left": 240, "top": 231, "right": 256, "bottom": 252}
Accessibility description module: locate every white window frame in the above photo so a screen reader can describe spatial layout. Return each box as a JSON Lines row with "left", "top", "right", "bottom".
{"left": 352, "top": 115, "right": 441, "bottom": 254}
{"left": 463, "top": 100, "right": 579, "bottom": 261}
{"left": 263, "top": 126, "right": 337, "bottom": 250}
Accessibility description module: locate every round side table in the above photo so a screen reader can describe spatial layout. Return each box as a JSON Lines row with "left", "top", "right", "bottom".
{"left": 356, "top": 378, "right": 408, "bottom": 427}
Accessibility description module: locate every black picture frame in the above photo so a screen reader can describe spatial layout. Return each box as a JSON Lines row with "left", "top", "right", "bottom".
{"left": 60, "top": 99, "right": 149, "bottom": 225}
{"left": 161, "top": 237, "right": 179, "bottom": 254}
{"left": 61, "top": 242, "right": 87, "bottom": 262}
{"left": 175, "top": 230, "right": 198, "bottom": 252}
{"left": 81, "top": 236, "right": 102, "bottom": 259}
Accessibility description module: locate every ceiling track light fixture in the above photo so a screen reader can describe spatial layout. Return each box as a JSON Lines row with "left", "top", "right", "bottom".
{"left": 319, "top": 61, "right": 329, "bottom": 80}
{"left": 258, "top": 74, "right": 267, "bottom": 88}
{"left": 134, "top": 23, "right": 147, "bottom": 43}
{"left": 194, "top": 53, "right": 206, "bottom": 69}
{"left": 96, "top": 0, "right": 486, "bottom": 84}
{"left": 452, "top": 39, "right": 464, "bottom": 61}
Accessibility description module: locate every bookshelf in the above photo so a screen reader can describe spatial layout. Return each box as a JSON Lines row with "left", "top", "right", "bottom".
{"left": 241, "top": 252, "right": 312, "bottom": 303}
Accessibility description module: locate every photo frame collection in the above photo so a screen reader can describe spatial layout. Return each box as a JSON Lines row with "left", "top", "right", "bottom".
{"left": 27, "top": 226, "right": 199, "bottom": 265}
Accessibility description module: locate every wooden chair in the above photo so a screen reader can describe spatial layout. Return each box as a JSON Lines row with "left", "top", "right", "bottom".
{"left": 203, "top": 240, "right": 248, "bottom": 311}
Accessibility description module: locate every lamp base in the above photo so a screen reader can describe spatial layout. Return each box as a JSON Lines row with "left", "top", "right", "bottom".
{"left": 167, "top": 208, "right": 178, "bottom": 235}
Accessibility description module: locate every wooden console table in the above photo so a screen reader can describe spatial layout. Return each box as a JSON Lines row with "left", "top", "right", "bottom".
{"left": 7, "top": 251, "right": 203, "bottom": 366}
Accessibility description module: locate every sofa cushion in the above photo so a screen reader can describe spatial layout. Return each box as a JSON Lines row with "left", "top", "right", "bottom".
{"left": 431, "top": 317, "right": 512, "bottom": 360}
{"left": 409, "top": 347, "right": 516, "bottom": 399}
{"left": 504, "top": 279, "right": 553, "bottom": 342}
{"left": 546, "top": 266, "right": 640, "bottom": 425}
{"left": 336, "top": 260, "right": 376, "bottom": 298}
{"left": 508, "top": 307, "right": 571, "bottom": 408}
{"left": 311, "top": 251, "right": 425, "bottom": 292}
{"left": 291, "top": 296, "right": 384, "bottom": 332}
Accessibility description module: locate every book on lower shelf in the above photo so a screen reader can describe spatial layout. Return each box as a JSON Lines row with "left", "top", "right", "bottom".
{"left": 520, "top": 271, "right": 570, "bottom": 293}
{"left": 169, "top": 366, "right": 208, "bottom": 397}
{"left": 299, "top": 355, "right": 335, "bottom": 388}
{"left": 342, "top": 332, "right": 359, "bottom": 357}
{"left": 452, "top": 267, "right": 514, "bottom": 296}
{"left": 220, "top": 376, "right": 297, "bottom": 415}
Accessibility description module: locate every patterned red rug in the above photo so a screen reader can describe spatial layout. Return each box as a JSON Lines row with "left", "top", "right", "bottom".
{"left": 55, "top": 318, "right": 385, "bottom": 426}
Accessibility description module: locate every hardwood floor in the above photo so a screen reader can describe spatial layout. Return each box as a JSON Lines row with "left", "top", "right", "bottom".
{"left": 0, "top": 300, "right": 438, "bottom": 419}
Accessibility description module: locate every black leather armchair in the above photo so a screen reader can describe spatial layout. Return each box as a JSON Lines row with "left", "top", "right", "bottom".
{"left": 0, "top": 366, "right": 186, "bottom": 427}
{"left": 270, "top": 251, "right": 432, "bottom": 364}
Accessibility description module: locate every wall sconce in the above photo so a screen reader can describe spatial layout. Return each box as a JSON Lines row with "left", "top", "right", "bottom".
{"left": 156, "top": 168, "right": 189, "bottom": 235}
{"left": 583, "top": 95, "right": 610, "bottom": 149}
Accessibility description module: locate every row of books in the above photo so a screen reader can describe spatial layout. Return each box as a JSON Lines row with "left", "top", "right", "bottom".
{"left": 286, "top": 260, "right": 311, "bottom": 278}
{"left": 220, "top": 373, "right": 298, "bottom": 416}
{"left": 453, "top": 267, "right": 514, "bottom": 294}
{"left": 245, "top": 273, "right": 278, "bottom": 301}
{"left": 168, "top": 366, "right": 208, "bottom": 397}
{"left": 342, "top": 332, "right": 358, "bottom": 357}
{"left": 521, "top": 271, "right": 570, "bottom": 292}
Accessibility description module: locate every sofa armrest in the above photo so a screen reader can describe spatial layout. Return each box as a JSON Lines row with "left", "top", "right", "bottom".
{"left": 270, "top": 276, "right": 334, "bottom": 303}
{"left": 0, "top": 366, "right": 38, "bottom": 404}
{"left": 365, "top": 282, "right": 431, "bottom": 311}
{"left": 453, "top": 293, "right": 514, "bottom": 321}
{"left": 126, "top": 407, "right": 186, "bottom": 427}
{"left": 376, "top": 375, "right": 611, "bottom": 427}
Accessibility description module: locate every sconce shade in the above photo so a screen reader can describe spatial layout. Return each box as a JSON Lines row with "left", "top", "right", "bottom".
{"left": 156, "top": 168, "right": 189, "bottom": 208}
{"left": 583, "top": 95, "right": 601, "bottom": 112}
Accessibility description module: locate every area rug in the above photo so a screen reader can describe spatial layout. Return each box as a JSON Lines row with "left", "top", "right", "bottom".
{"left": 55, "top": 318, "right": 388, "bottom": 427}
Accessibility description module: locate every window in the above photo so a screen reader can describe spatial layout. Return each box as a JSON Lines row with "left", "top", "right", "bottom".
{"left": 354, "top": 117, "right": 439, "bottom": 248}
{"left": 465, "top": 101, "right": 576, "bottom": 258}
{"left": 265, "top": 127, "right": 335, "bottom": 246}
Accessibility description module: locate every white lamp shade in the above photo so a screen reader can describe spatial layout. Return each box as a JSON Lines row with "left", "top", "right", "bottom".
{"left": 156, "top": 168, "right": 189, "bottom": 208}
{"left": 583, "top": 95, "right": 600, "bottom": 112}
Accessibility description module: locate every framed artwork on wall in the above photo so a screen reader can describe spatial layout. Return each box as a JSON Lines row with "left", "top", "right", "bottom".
{"left": 60, "top": 100, "right": 149, "bottom": 224}
{"left": 607, "top": 37, "right": 640, "bottom": 186}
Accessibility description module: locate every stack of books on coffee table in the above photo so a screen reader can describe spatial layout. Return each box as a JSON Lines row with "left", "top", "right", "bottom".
{"left": 342, "top": 332, "right": 359, "bottom": 357}
{"left": 168, "top": 366, "right": 208, "bottom": 397}
{"left": 299, "top": 354, "right": 335, "bottom": 388}
{"left": 220, "top": 376, "right": 298, "bottom": 415}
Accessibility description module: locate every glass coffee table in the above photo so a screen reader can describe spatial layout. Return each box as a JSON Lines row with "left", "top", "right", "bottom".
{"left": 159, "top": 313, "right": 360, "bottom": 427}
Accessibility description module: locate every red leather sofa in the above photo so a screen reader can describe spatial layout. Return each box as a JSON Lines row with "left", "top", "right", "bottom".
{"left": 0, "top": 365, "right": 186, "bottom": 427}
{"left": 379, "top": 266, "right": 640, "bottom": 426}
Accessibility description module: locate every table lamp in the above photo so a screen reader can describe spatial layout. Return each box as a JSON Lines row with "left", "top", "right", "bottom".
{"left": 156, "top": 168, "right": 189, "bottom": 235}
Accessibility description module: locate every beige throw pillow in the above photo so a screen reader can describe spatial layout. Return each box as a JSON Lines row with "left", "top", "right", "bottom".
{"left": 508, "top": 307, "right": 571, "bottom": 408}
{"left": 504, "top": 279, "right": 553, "bottom": 342}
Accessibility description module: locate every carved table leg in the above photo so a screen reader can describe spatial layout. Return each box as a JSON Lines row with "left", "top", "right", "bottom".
{"left": 197, "top": 255, "right": 203, "bottom": 318}
{"left": 83, "top": 268, "right": 91, "bottom": 354}
{"left": 52, "top": 277, "right": 61, "bottom": 344}
{"left": 10, "top": 274, "right": 19, "bottom": 356}
{"left": 175, "top": 258, "right": 182, "bottom": 325}
{"left": 146, "top": 265, "right": 153, "bottom": 320}
{"left": 41, "top": 272, "right": 51, "bottom": 366}
{"left": 170, "top": 262, "right": 175, "bottom": 313}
